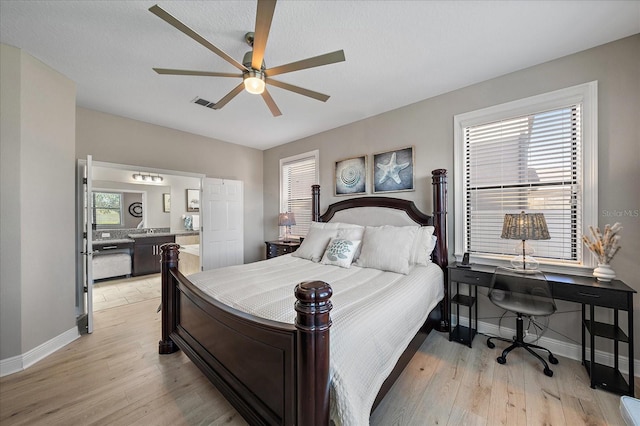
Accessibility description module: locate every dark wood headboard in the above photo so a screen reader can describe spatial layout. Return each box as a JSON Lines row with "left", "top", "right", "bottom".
{"left": 311, "top": 168, "right": 448, "bottom": 271}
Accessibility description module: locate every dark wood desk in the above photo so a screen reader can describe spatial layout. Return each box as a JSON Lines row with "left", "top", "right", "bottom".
{"left": 448, "top": 263, "right": 635, "bottom": 396}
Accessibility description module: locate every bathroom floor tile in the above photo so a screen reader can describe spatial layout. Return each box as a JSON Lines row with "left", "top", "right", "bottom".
{"left": 93, "top": 274, "right": 160, "bottom": 311}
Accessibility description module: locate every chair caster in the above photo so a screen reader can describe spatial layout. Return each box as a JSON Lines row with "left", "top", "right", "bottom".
{"left": 549, "top": 354, "right": 559, "bottom": 364}
{"left": 497, "top": 356, "right": 506, "bottom": 364}
{"left": 544, "top": 368, "right": 554, "bottom": 377}
{"left": 487, "top": 339, "right": 495, "bottom": 349}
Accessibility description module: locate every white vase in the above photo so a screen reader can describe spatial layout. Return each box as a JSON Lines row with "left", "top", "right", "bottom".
{"left": 593, "top": 263, "right": 616, "bottom": 282}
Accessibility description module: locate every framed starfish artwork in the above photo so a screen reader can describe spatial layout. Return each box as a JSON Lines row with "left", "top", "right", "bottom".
{"left": 335, "top": 155, "right": 367, "bottom": 196}
{"left": 373, "top": 146, "right": 414, "bottom": 193}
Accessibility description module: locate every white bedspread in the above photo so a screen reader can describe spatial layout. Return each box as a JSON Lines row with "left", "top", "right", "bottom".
{"left": 187, "top": 255, "right": 444, "bottom": 425}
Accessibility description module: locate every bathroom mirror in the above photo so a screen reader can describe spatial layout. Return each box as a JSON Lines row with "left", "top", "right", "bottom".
{"left": 92, "top": 165, "right": 171, "bottom": 230}
{"left": 92, "top": 184, "right": 170, "bottom": 230}
{"left": 91, "top": 163, "right": 201, "bottom": 233}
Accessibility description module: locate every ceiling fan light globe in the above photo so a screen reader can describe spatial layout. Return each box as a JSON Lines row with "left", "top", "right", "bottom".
{"left": 244, "top": 75, "right": 265, "bottom": 95}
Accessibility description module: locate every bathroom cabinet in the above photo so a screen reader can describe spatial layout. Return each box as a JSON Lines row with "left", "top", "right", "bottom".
{"left": 132, "top": 235, "right": 176, "bottom": 276}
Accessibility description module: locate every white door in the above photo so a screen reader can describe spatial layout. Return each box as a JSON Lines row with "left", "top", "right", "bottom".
{"left": 201, "top": 178, "right": 243, "bottom": 270}
{"left": 82, "top": 155, "right": 94, "bottom": 333}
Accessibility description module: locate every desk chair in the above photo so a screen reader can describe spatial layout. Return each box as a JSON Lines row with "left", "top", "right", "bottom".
{"left": 486, "top": 268, "right": 559, "bottom": 377}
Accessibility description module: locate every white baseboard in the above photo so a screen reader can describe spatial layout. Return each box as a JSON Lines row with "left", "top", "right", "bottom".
{"left": 455, "top": 315, "right": 639, "bottom": 378}
{"left": 0, "top": 327, "right": 80, "bottom": 377}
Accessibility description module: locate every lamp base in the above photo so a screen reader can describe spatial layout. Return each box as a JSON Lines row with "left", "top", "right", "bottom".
{"left": 509, "top": 254, "right": 540, "bottom": 272}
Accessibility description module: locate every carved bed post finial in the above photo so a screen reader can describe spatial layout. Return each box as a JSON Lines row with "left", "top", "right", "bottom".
{"left": 295, "top": 280, "right": 332, "bottom": 425}
{"left": 312, "top": 184, "right": 320, "bottom": 222}
{"left": 159, "top": 243, "right": 180, "bottom": 354}
{"left": 432, "top": 169, "right": 449, "bottom": 332}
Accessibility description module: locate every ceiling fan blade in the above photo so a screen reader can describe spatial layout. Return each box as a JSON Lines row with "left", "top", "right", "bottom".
{"left": 149, "top": 5, "right": 247, "bottom": 72}
{"left": 261, "top": 88, "right": 282, "bottom": 117}
{"left": 212, "top": 82, "right": 245, "bottom": 110}
{"left": 251, "top": 0, "right": 277, "bottom": 70}
{"left": 153, "top": 68, "right": 242, "bottom": 78}
{"left": 266, "top": 78, "right": 330, "bottom": 102}
{"left": 265, "top": 50, "right": 345, "bottom": 77}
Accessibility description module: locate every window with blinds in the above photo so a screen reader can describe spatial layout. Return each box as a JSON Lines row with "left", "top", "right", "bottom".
{"left": 464, "top": 106, "right": 581, "bottom": 261}
{"left": 454, "top": 82, "right": 598, "bottom": 269}
{"left": 280, "top": 150, "right": 319, "bottom": 237}
{"left": 93, "top": 191, "right": 123, "bottom": 227}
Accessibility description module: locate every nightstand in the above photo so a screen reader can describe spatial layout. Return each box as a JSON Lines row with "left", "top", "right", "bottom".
{"left": 265, "top": 240, "right": 301, "bottom": 259}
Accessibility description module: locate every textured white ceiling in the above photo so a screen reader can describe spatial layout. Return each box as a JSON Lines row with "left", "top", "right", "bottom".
{"left": 1, "top": 1, "right": 638, "bottom": 150}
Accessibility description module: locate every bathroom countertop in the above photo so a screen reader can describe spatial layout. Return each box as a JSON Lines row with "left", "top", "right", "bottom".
{"left": 127, "top": 232, "right": 175, "bottom": 239}
{"left": 92, "top": 230, "right": 197, "bottom": 245}
{"left": 126, "top": 230, "right": 198, "bottom": 239}
{"left": 173, "top": 231, "right": 199, "bottom": 236}
{"left": 93, "top": 238, "right": 134, "bottom": 245}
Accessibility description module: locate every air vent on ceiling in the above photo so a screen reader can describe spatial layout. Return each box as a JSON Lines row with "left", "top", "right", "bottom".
{"left": 191, "top": 97, "right": 215, "bottom": 109}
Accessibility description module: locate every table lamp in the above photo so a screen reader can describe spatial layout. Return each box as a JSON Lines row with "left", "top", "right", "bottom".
{"left": 278, "top": 212, "right": 296, "bottom": 242}
{"left": 501, "top": 211, "right": 550, "bottom": 271}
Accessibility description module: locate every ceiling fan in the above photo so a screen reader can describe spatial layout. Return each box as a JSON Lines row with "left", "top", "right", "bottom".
{"left": 149, "top": 1, "right": 346, "bottom": 117}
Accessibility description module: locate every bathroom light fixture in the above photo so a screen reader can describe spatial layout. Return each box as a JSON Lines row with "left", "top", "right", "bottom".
{"left": 132, "top": 173, "right": 163, "bottom": 183}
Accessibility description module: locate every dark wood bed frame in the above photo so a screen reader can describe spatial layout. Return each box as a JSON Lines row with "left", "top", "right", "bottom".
{"left": 159, "top": 169, "right": 448, "bottom": 425}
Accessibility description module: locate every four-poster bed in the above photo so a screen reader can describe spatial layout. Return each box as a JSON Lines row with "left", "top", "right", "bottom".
{"left": 159, "top": 169, "right": 448, "bottom": 425}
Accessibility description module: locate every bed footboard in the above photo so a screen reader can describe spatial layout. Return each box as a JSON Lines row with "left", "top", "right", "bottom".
{"left": 159, "top": 243, "right": 332, "bottom": 425}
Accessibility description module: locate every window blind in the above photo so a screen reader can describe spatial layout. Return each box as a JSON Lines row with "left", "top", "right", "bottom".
{"left": 464, "top": 105, "right": 582, "bottom": 262}
{"left": 281, "top": 154, "right": 317, "bottom": 237}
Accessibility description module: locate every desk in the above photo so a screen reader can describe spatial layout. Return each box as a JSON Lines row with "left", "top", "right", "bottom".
{"left": 448, "top": 263, "right": 636, "bottom": 396}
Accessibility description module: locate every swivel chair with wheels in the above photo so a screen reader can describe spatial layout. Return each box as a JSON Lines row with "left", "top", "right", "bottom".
{"left": 486, "top": 268, "right": 559, "bottom": 377}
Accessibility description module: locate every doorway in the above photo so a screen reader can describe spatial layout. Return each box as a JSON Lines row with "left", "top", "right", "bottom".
{"left": 76, "top": 158, "right": 203, "bottom": 333}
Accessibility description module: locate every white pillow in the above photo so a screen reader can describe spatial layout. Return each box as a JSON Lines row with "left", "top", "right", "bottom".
{"left": 309, "top": 221, "right": 326, "bottom": 230}
{"left": 310, "top": 221, "right": 363, "bottom": 231}
{"left": 411, "top": 226, "right": 436, "bottom": 265}
{"left": 355, "top": 225, "right": 418, "bottom": 274}
{"left": 336, "top": 227, "right": 365, "bottom": 239}
{"left": 320, "top": 238, "right": 362, "bottom": 268}
{"left": 292, "top": 227, "right": 338, "bottom": 262}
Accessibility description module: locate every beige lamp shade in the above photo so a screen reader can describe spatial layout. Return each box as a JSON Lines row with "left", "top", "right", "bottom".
{"left": 501, "top": 211, "right": 550, "bottom": 241}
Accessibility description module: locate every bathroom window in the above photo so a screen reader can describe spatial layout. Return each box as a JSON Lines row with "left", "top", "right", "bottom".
{"left": 93, "top": 192, "right": 123, "bottom": 227}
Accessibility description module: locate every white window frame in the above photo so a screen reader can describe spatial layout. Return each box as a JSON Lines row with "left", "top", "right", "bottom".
{"left": 92, "top": 190, "right": 124, "bottom": 228}
{"left": 454, "top": 81, "right": 598, "bottom": 273}
{"left": 279, "top": 150, "right": 319, "bottom": 238}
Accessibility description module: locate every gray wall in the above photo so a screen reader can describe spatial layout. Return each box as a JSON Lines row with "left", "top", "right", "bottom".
{"left": 76, "top": 108, "right": 264, "bottom": 263}
{"left": 264, "top": 35, "right": 640, "bottom": 360}
{"left": 0, "top": 44, "right": 77, "bottom": 359}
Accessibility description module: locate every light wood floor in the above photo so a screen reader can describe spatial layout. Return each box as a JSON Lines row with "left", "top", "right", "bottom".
{"left": 1, "top": 297, "right": 636, "bottom": 425}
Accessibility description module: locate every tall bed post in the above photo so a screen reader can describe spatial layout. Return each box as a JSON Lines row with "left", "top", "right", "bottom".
{"left": 312, "top": 184, "right": 320, "bottom": 222}
{"left": 431, "top": 169, "right": 449, "bottom": 331}
{"left": 295, "top": 281, "right": 333, "bottom": 425}
{"left": 159, "top": 243, "right": 180, "bottom": 354}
